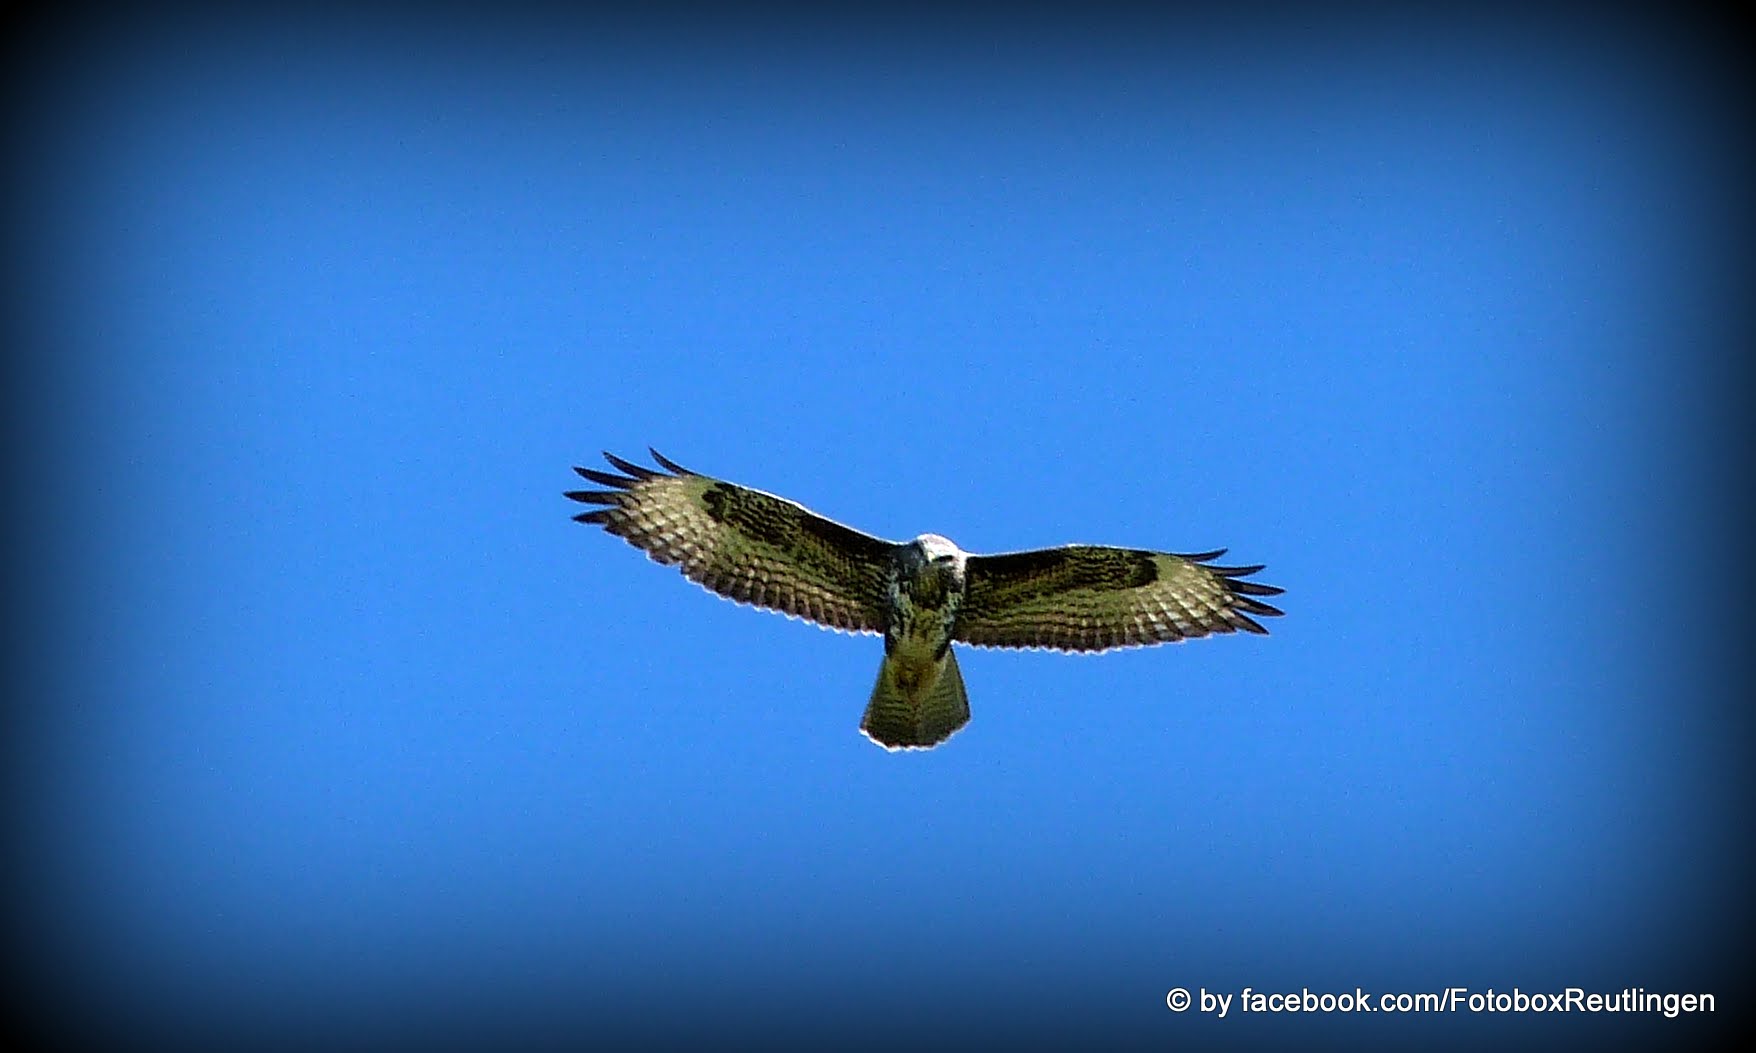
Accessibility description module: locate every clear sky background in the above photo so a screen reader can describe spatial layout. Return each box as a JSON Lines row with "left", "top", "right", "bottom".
{"left": 6, "top": 4, "right": 1749, "bottom": 1051}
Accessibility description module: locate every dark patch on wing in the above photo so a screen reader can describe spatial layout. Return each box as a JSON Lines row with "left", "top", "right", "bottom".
{"left": 700, "top": 481, "right": 892, "bottom": 575}
{"left": 800, "top": 510, "right": 875, "bottom": 553}
{"left": 967, "top": 547, "right": 1159, "bottom": 600}
{"left": 700, "top": 483, "right": 788, "bottom": 544}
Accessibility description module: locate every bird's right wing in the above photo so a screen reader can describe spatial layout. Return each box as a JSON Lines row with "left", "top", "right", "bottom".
{"left": 955, "top": 545, "right": 1284, "bottom": 652}
{"left": 566, "top": 449, "right": 896, "bottom": 635}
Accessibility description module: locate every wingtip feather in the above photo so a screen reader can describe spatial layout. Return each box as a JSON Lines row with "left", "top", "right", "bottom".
{"left": 647, "top": 447, "right": 693, "bottom": 475}
{"left": 565, "top": 490, "right": 622, "bottom": 505}
{"left": 601, "top": 450, "right": 659, "bottom": 480}
{"left": 1234, "top": 597, "right": 1284, "bottom": 617}
{"left": 1234, "top": 613, "right": 1270, "bottom": 634}
{"left": 1228, "top": 579, "right": 1285, "bottom": 597}
{"left": 574, "top": 467, "right": 634, "bottom": 488}
{"left": 1181, "top": 548, "right": 1228, "bottom": 563}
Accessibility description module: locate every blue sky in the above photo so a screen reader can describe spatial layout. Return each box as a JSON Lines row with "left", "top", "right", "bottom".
{"left": 8, "top": 5, "right": 1747, "bottom": 1050}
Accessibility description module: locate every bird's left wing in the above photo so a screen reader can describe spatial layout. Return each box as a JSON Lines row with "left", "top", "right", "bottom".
{"left": 566, "top": 449, "right": 896, "bottom": 635}
{"left": 955, "top": 545, "right": 1284, "bottom": 652}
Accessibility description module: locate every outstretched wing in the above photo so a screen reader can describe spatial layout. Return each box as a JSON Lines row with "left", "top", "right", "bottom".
{"left": 955, "top": 545, "right": 1284, "bottom": 652}
{"left": 566, "top": 449, "right": 896, "bottom": 635}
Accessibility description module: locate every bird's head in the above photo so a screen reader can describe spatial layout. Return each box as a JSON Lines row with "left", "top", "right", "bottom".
{"left": 910, "top": 533, "right": 968, "bottom": 570}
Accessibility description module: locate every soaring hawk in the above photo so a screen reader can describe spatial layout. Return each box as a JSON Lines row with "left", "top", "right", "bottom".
{"left": 566, "top": 450, "right": 1284, "bottom": 751}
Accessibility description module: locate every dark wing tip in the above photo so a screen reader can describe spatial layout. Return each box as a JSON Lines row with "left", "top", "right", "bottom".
{"left": 1228, "top": 579, "right": 1285, "bottom": 597}
{"left": 572, "top": 509, "right": 612, "bottom": 524}
{"left": 1224, "top": 571, "right": 1284, "bottom": 620}
{"left": 585, "top": 449, "right": 694, "bottom": 485}
{"left": 1187, "top": 549, "right": 1286, "bottom": 620}
{"left": 1233, "top": 596, "right": 1285, "bottom": 617}
{"left": 1178, "top": 548, "right": 1228, "bottom": 563}
{"left": 601, "top": 450, "right": 659, "bottom": 480}
{"left": 573, "top": 449, "right": 694, "bottom": 501}
{"left": 564, "top": 489, "right": 622, "bottom": 505}
{"left": 647, "top": 447, "right": 694, "bottom": 475}
{"left": 1232, "top": 612, "right": 1271, "bottom": 634}
{"left": 573, "top": 467, "right": 634, "bottom": 488}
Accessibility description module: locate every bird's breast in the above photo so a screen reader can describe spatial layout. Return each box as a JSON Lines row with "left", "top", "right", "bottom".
{"left": 885, "top": 565, "right": 962, "bottom": 657}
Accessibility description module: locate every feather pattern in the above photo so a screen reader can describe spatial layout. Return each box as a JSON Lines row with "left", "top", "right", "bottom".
{"left": 568, "top": 449, "right": 1285, "bottom": 748}
{"left": 566, "top": 449, "right": 895, "bottom": 634}
{"left": 955, "top": 545, "right": 1285, "bottom": 652}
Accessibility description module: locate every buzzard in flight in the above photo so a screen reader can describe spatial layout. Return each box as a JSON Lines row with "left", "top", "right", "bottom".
{"left": 566, "top": 450, "right": 1283, "bottom": 751}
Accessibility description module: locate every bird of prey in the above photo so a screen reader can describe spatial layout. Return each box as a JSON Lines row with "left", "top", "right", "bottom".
{"left": 566, "top": 450, "right": 1283, "bottom": 751}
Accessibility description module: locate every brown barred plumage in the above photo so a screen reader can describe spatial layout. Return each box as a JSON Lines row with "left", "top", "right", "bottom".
{"left": 567, "top": 450, "right": 1283, "bottom": 750}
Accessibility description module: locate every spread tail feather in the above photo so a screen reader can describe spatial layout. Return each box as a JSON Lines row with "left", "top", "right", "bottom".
{"left": 860, "top": 649, "right": 971, "bottom": 751}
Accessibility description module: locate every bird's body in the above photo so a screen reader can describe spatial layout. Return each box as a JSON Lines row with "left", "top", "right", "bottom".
{"left": 566, "top": 450, "right": 1283, "bottom": 750}
{"left": 884, "top": 534, "right": 967, "bottom": 661}
{"left": 867, "top": 534, "right": 971, "bottom": 747}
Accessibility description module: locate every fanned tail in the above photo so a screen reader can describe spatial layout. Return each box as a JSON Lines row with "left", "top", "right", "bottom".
{"left": 860, "top": 649, "right": 971, "bottom": 751}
